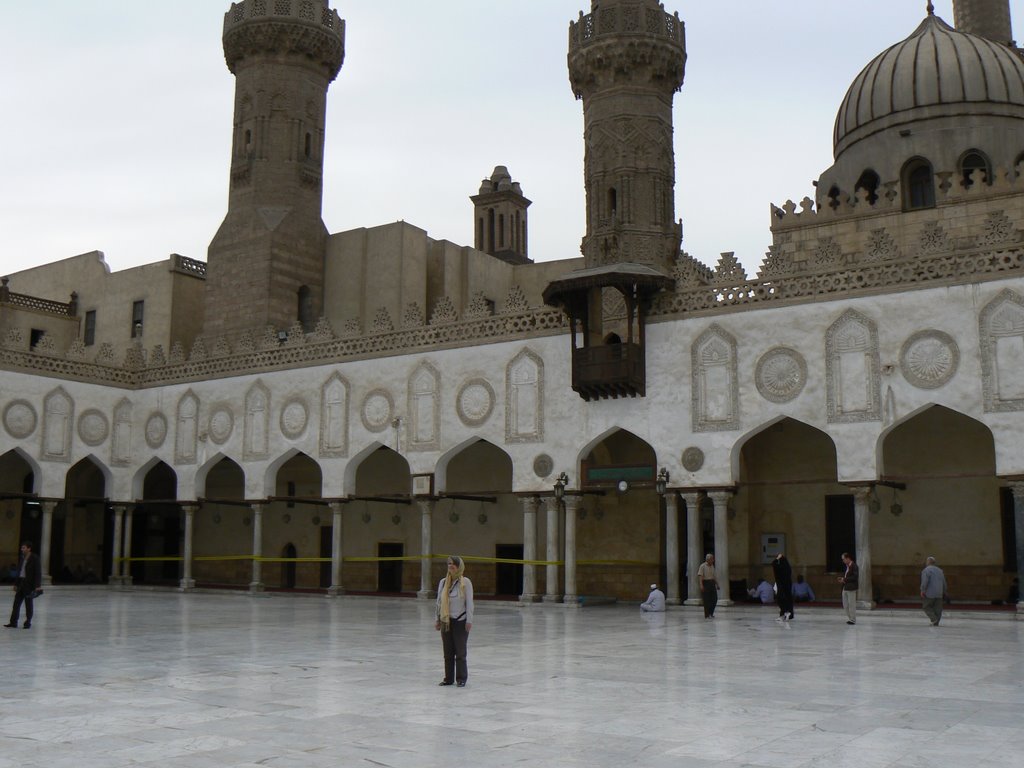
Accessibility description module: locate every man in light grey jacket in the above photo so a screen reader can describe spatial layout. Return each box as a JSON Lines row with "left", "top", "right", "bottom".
{"left": 920, "top": 556, "right": 948, "bottom": 626}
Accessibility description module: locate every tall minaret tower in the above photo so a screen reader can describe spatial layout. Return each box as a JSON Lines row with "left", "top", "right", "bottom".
{"left": 205, "top": 0, "right": 345, "bottom": 340}
{"left": 952, "top": 0, "right": 1015, "bottom": 46}
{"left": 568, "top": 0, "right": 686, "bottom": 272}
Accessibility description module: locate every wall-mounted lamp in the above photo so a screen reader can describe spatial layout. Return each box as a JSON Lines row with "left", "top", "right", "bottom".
{"left": 553, "top": 471, "right": 568, "bottom": 502}
{"left": 890, "top": 489, "right": 903, "bottom": 516}
{"left": 655, "top": 467, "right": 670, "bottom": 496}
{"left": 277, "top": 329, "right": 288, "bottom": 343}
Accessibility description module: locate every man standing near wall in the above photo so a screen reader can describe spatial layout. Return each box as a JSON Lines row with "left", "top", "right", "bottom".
{"left": 698, "top": 554, "right": 718, "bottom": 619}
{"left": 5, "top": 542, "right": 41, "bottom": 629}
{"left": 837, "top": 552, "right": 858, "bottom": 625}
{"left": 920, "top": 556, "right": 948, "bottom": 626}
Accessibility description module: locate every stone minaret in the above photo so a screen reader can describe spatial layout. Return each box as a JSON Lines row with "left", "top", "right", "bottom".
{"left": 205, "top": 0, "right": 345, "bottom": 340}
{"left": 471, "top": 166, "right": 531, "bottom": 265}
{"left": 568, "top": 0, "right": 686, "bottom": 272}
{"left": 953, "top": 0, "right": 1015, "bottom": 45}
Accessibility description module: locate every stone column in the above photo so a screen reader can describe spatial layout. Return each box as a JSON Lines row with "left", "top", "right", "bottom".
{"left": 1011, "top": 483, "right": 1024, "bottom": 612}
{"left": 249, "top": 502, "right": 264, "bottom": 593}
{"left": 179, "top": 503, "right": 197, "bottom": 591}
{"left": 520, "top": 496, "right": 540, "bottom": 602}
{"left": 328, "top": 501, "right": 345, "bottom": 596}
{"left": 708, "top": 491, "right": 732, "bottom": 606}
{"left": 109, "top": 504, "right": 126, "bottom": 586}
{"left": 417, "top": 499, "right": 436, "bottom": 599}
{"left": 40, "top": 500, "right": 56, "bottom": 586}
{"left": 852, "top": 486, "right": 875, "bottom": 610}
{"left": 563, "top": 495, "right": 580, "bottom": 605}
{"left": 681, "top": 492, "right": 701, "bottom": 606}
{"left": 664, "top": 492, "right": 680, "bottom": 605}
{"left": 543, "top": 496, "right": 561, "bottom": 602}
{"left": 122, "top": 506, "right": 135, "bottom": 586}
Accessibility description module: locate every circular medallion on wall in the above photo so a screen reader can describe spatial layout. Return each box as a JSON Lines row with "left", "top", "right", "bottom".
{"left": 145, "top": 412, "right": 168, "bottom": 449}
{"left": 280, "top": 398, "right": 309, "bottom": 439}
{"left": 361, "top": 388, "right": 394, "bottom": 432}
{"left": 3, "top": 400, "right": 37, "bottom": 439}
{"left": 900, "top": 330, "right": 959, "bottom": 390}
{"left": 208, "top": 407, "right": 234, "bottom": 445}
{"left": 77, "top": 409, "right": 110, "bottom": 446}
{"left": 681, "top": 446, "right": 705, "bottom": 472}
{"left": 755, "top": 347, "right": 807, "bottom": 403}
{"left": 533, "top": 453, "right": 554, "bottom": 479}
{"left": 456, "top": 378, "right": 495, "bottom": 427}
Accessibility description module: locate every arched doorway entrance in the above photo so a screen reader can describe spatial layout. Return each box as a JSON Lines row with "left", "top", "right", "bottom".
{"left": 133, "top": 461, "right": 179, "bottom": 585}
{"left": 352, "top": 445, "right": 411, "bottom": 594}
{"left": 62, "top": 456, "right": 111, "bottom": 583}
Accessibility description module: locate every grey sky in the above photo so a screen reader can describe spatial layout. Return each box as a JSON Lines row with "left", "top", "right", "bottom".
{"left": 0, "top": 1, "right": 1004, "bottom": 283}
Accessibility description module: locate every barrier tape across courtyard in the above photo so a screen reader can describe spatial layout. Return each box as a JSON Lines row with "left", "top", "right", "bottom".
{"left": 116, "top": 554, "right": 656, "bottom": 567}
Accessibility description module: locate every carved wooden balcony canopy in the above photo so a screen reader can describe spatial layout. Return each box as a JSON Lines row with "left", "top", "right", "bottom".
{"left": 543, "top": 263, "right": 674, "bottom": 401}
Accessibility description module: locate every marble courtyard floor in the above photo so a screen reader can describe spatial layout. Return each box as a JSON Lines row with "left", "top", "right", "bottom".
{"left": 1, "top": 590, "right": 1022, "bottom": 768}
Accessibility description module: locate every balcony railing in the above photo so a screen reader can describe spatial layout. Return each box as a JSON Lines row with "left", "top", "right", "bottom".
{"left": 572, "top": 342, "right": 645, "bottom": 400}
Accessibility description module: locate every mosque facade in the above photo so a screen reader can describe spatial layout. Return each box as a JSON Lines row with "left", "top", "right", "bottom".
{"left": 2, "top": 0, "right": 1023, "bottom": 610}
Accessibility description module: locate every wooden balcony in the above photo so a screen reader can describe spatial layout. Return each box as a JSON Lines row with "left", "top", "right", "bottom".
{"left": 572, "top": 342, "right": 645, "bottom": 401}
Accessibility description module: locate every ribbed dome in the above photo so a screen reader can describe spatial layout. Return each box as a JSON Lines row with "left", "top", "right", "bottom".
{"left": 833, "top": 13, "right": 1024, "bottom": 158}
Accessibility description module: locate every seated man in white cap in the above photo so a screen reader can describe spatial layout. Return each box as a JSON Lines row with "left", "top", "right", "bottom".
{"left": 640, "top": 583, "right": 666, "bottom": 612}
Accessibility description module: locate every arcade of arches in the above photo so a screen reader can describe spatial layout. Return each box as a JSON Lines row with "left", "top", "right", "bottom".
{"left": 0, "top": 408, "right": 1018, "bottom": 607}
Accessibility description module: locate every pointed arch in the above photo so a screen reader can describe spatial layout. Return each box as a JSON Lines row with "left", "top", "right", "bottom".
{"left": 264, "top": 448, "right": 323, "bottom": 500}
{"left": 132, "top": 456, "right": 179, "bottom": 500}
{"left": 347, "top": 442, "right": 411, "bottom": 497}
{"left": 577, "top": 426, "right": 657, "bottom": 490}
{"left": 0, "top": 447, "right": 41, "bottom": 494}
{"left": 194, "top": 451, "right": 245, "bottom": 500}
{"left": 435, "top": 437, "right": 513, "bottom": 495}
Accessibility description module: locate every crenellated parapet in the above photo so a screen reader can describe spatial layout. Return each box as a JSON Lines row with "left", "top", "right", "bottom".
{"left": 223, "top": 0, "right": 345, "bottom": 81}
{"left": 568, "top": 2, "right": 685, "bottom": 99}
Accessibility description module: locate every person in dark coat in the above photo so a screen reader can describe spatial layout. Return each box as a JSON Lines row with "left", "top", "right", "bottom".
{"left": 5, "top": 542, "right": 42, "bottom": 629}
{"left": 772, "top": 552, "right": 794, "bottom": 621}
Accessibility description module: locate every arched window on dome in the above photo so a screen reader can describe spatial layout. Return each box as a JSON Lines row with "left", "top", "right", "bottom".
{"left": 959, "top": 150, "right": 991, "bottom": 188}
{"left": 854, "top": 169, "right": 880, "bottom": 205}
{"left": 902, "top": 158, "right": 935, "bottom": 211}
{"left": 826, "top": 184, "right": 841, "bottom": 211}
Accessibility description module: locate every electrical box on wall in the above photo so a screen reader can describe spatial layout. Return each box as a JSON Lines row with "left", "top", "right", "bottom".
{"left": 761, "top": 533, "right": 786, "bottom": 563}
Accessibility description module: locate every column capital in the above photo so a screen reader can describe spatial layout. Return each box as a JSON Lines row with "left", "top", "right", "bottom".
{"left": 705, "top": 489, "right": 732, "bottom": 505}
{"left": 1007, "top": 481, "right": 1024, "bottom": 500}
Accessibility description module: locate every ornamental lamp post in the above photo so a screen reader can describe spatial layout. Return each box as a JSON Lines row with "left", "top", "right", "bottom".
{"left": 655, "top": 467, "right": 669, "bottom": 496}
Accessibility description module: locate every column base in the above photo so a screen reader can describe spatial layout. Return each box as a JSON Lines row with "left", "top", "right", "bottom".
{"left": 542, "top": 594, "right": 563, "bottom": 603}
{"left": 519, "top": 593, "right": 541, "bottom": 603}
{"left": 249, "top": 582, "right": 264, "bottom": 593}
{"left": 562, "top": 594, "right": 579, "bottom": 606}
{"left": 856, "top": 600, "right": 876, "bottom": 610}
{"left": 108, "top": 576, "right": 123, "bottom": 587}
{"left": 179, "top": 579, "right": 196, "bottom": 591}
{"left": 122, "top": 576, "right": 134, "bottom": 586}
{"left": 327, "top": 586, "right": 346, "bottom": 597}
{"left": 42, "top": 575, "right": 53, "bottom": 587}
{"left": 683, "top": 598, "right": 702, "bottom": 606}
{"left": 416, "top": 589, "right": 437, "bottom": 599}
{"left": 718, "top": 599, "right": 734, "bottom": 607}
{"left": 1017, "top": 601, "right": 1024, "bottom": 613}
{"left": 666, "top": 598, "right": 682, "bottom": 606}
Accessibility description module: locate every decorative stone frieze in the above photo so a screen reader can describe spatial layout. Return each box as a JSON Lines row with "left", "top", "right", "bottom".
{"left": 429, "top": 297, "right": 458, "bottom": 325}
{"left": 755, "top": 347, "right": 808, "bottom": 403}
{"left": 899, "top": 330, "right": 959, "bottom": 390}
{"left": 402, "top": 303, "right": 424, "bottom": 328}
{"left": 372, "top": 307, "right": 394, "bottom": 334}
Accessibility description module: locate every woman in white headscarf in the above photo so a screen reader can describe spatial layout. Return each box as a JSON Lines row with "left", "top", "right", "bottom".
{"left": 434, "top": 555, "right": 474, "bottom": 687}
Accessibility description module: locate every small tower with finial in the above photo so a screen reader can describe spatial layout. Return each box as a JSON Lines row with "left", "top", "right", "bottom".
{"left": 952, "top": 0, "right": 1015, "bottom": 46}
{"left": 470, "top": 166, "right": 532, "bottom": 265}
{"left": 568, "top": 0, "right": 686, "bottom": 272}
{"left": 205, "top": 0, "right": 345, "bottom": 340}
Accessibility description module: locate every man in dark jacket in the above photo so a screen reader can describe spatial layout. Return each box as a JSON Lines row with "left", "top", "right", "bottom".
{"left": 772, "top": 552, "right": 794, "bottom": 621}
{"left": 838, "top": 552, "right": 859, "bottom": 625}
{"left": 5, "top": 542, "right": 42, "bottom": 629}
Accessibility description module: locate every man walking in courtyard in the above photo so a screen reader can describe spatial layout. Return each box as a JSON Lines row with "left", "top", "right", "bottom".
{"left": 5, "top": 542, "right": 41, "bottom": 629}
{"left": 698, "top": 553, "right": 718, "bottom": 619}
{"left": 837, "top": 552, "right": 858, "bottom": 625}
{"left": 920, "top": 556, "right": 947, "bottom": 626}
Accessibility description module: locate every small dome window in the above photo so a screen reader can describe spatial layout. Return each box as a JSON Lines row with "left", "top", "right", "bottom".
{"left": 854, "top": 169, "right": 880, "bottom": 204}
{"left": 902, "top": 158, "right": 935, "bottom": 210}
{"left": 959, "top": 150, "right": 990, "bottom": 188}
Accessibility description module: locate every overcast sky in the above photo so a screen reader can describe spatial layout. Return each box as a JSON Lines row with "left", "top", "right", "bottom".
{"left": 0, "top": 1, "right": 1011, "bottom": 283}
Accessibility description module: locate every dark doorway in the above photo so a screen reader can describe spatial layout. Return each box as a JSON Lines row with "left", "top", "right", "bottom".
{"left": 825, "top": 494, "right": 856, "bottom": 572}
{"left": 281, "top": 542, "right": 297, "bottom": 588}
{"left": 495, "top": 543, "right": 523, "bottom": 597}
{"left": 1000, "top": 488, "right": 1018, "bottom": 573}
{"left": 319, "top": 526, "right": 332, "bottom": 588}
{"left": 378, "top": 542, "right": 403, "bottom": 593}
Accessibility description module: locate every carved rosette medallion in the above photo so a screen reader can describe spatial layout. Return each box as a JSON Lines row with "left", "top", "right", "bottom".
{"left": 755, "top": 347, "right": 808, "bottom": 403}
{"left": 456, "top": 378, "right": 495, "bottom": 427}
{"left": 681, "top": 447, "right": 705, "bottom": 472}
{"left": 3, "top": 400, "right": 37, "bottom": 439}
{"left": 533, "top": 454, "right": 554, "bottom": 479}
{"left": 361, "top": 389, "right": 394, "bottom": 433}
{"left": 145, "top": 412, "right": 168, "bottom": 449}
{"left": 77, "top": 409, "right": 110, "bottom": 446}
{"left": 209, "top": 407, "right": 234, "bottom": 445}
{"left": 280, "top": 398, "right": 309, "bottom": 439}
{"left": 900, "top": 330, "right": 959, "bottom": 390}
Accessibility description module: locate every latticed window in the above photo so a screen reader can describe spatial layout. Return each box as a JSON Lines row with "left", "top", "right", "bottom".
{"left": 960, "top": 150, "right": 990, "bottom": 188}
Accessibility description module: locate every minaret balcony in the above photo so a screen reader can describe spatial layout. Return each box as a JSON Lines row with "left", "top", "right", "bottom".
{"left": 572, "top": 342, "right": 645, "bottom": 401}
